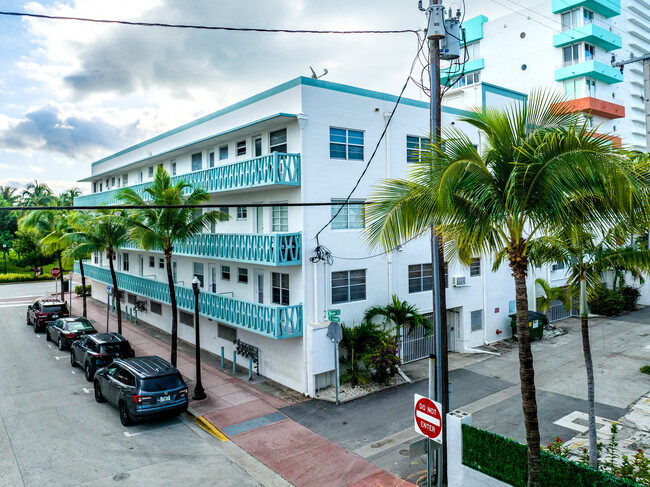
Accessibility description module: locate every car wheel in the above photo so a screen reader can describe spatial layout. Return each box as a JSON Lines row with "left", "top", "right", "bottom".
{"left": 119, "top": 402, "right": 131, "bottom": 427}
{"left": 33, "top": 322, "right": 38, "bottom": 333}
{"left": 26, "top": 315, "right": 30, "bottom": 326}
{"left": 45, "top": 329, "right": 50, "bottom": 342}
{"left": 58, "top": 336, "right": 65, "bottom": 351}
{"left": 70, "top": 352, "right": 77, "bottom": 367}
{"left": 94, "top": 380, "right": 105, "bottom": 403}
{"left": 85, "top": 362, "right": 94, "bottom": 382}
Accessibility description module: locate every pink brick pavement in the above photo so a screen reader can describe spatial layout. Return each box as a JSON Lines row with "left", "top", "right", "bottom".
{"left": 66, "top": 284, "right": 416, "bottom": 487}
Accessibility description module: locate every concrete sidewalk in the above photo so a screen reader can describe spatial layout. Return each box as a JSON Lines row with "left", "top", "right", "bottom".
{"left": 66, "top": 285, "right": 414, "bottom": 487}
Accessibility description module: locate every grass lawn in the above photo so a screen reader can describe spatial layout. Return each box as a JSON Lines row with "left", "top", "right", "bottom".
{"left": 3, "top": 261, "right": 57, "bottom": 275}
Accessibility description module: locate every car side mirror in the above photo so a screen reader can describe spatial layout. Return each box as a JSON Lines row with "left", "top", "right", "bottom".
{"left": 27, "top": 305, "right": 32, "bottom": 310}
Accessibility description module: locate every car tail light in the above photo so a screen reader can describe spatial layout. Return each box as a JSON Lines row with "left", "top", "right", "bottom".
{"left": 65, "top": 333, "right": 76, "bottom": 339}
{"left": 38, "top": 313, "right": 48, "bottom": 318}
{"left": 178, "top": 388, "right": 188, "bottom": 396}
{"left": 133, "top": 394, "right": 153, "bottom": 404}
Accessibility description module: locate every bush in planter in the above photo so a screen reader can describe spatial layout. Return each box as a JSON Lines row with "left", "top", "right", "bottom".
{"left": 367, "top": 333, "right": 400, "bottom": 385}
{"left": 340, "top": 321, "right": 382, "bottom": 386}
{"left": 589, "top": 288, "right": 625, "bottom": 317}
{"left": 75, "top": 284, "right": 91, "bottom": 296}
{"left": 621, "top": 285, "right": 641, "bottom": 312}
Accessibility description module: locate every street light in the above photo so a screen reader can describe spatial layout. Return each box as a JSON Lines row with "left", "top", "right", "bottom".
{"left": 2, "top": 244, "right": 6, "bottom": 274}
{"left": 191, "top": 276, "right": 206, "bottom": 401}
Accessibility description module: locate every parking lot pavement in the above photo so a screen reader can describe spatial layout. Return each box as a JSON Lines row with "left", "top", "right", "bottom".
{"left": 0, "top": 285, "right": 289, "bottom": 487}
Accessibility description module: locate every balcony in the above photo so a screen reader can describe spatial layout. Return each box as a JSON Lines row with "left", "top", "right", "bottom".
{"left": 553, "top": 24, "right": 622, "bottom": 51}
{"left": 554, "top": 60, "right": 623, "bottom": 84}
{"left": 74, "top": 152, "right": 301, "bottom": 207}
{"left": 551, "top": 0, "right": 620, "bottom": 18}
{"left": 121, "top": 232, "right": 302, "bottom": 266}
{"left": 76, "top": 262, "right": 302, "bottom": 339}
{"left": 551, "top": 97, "right": 625, "bottom": 119}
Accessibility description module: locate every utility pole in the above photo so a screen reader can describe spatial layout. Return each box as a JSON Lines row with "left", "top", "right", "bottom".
{"left": 612, "top": 53, "right": 650, "bottom": 151}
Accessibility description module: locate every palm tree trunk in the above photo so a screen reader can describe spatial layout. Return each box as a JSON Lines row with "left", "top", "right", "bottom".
{"left": 580, "top": 276, "right": 597, "bottom": 468}
{"left": 108, "top": 249, "right": 122, "bottom": 334}
{"left": 511, "top": 255, "right": 541, "bottom": 487}
{"left": 165, "top": 251, "right": 178, "bottom": 366}
{"left": 58, "top": 251, "right": 64, "bottom": 301}
{"left": 79, "top": 258, "right": 87, "bottom": 318}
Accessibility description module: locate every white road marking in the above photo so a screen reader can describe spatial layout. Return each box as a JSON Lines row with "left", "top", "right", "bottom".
{"left": 123, "top": 422, "right": 183, "bottom": 437}
{"left": 54, "top": 356, "right": 66, "bottom": 360}
{"left": 47, "top": 344, "right": 52, "bottom": 349}
{"left": 0, "top": 303, "right": 33, "bottom": 308}
{"left": 71, "top": 370, "right": 76, "bottom": 375}
{"left": 82, "top": 388, "right": 91, "bottom": 394}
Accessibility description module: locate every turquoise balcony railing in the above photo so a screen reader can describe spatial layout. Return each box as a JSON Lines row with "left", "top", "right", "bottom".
{"left": 74, "top": 152, "right": 301, "bottom": 207}
{"left": 121, "top": 232, "right": 302, "bottom": 266}
{"left": 76, "top": 262, "right": 302, "bottom": 339}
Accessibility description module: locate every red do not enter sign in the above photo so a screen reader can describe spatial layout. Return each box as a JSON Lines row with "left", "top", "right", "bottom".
{"left": 414, "top": 394, "right": 442, "bottom": 443}
{"left": 50, "top": 267, "right": 61, "bottom": 278}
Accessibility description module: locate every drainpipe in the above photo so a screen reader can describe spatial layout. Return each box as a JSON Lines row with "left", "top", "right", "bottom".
{"left": 297, "top": 112, "right": 310, "bottom": 396}
{"left": 481, "top": 253, "right": 488, "bottom": 346}
{"left": 384, "top": 111, "right": 392, "bottom": 303}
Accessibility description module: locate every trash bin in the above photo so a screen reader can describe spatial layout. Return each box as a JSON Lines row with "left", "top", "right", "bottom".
{"left": 62, "top": 279, "right": 69, "bottom": 293}
{"left": 508, "top": 310, "right": 547, "bottom": 340}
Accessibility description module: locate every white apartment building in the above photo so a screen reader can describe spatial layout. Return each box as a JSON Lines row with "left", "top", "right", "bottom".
{"left": 442, "top": 1, "right": 648, "bottom": 150}
{"left": 74, "top": 77, "right": 535, "bottom": 395}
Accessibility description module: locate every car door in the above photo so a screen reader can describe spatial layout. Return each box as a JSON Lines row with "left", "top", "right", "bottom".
{"left": 104, "top": 365, "right": 121, "bottom": 405}
{"left": 29, "top": 302, "right": 39, "bottom": 324}
{"left": 73, "top": 336, "right": 87, "bottom": 364}
{"left": 52, "top": 320, "right": 63, "bottom": 342}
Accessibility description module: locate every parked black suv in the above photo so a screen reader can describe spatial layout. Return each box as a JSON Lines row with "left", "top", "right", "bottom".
{"left": 26, "top": 299, "right": 70, "bottom": 333}
{"left": 94, "top": 356, "right": 188, "bottom": 426}
{"left": 70, "top": 332, "right": 135, "bottom": 381}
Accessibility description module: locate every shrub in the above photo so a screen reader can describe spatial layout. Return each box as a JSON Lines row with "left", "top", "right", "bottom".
{"left": 75, "top": 285, "right": 92, "bottom": 296}
{"left": 340, "top": 321, "right": 382, "bottom": 386}
{"left": 589, "top": 288, "right": 625, "bottom": 317}
{"left": 640, "top": 365, "right": 650, "bottom": 376}
{"left": 367, "top": 334, "right": 400, "bottom": 385}
{"left": 0, "top": 273, "right": 54, "bottom": 283}
{"left": 621, "top": 286, "right": 641, "bottom": 312}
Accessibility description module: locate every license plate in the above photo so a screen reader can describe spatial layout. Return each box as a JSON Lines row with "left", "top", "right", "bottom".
{"left": 159, "top": 395, "right": 171, "bottom": 403}
{"left": 52, "top": 315, "right": 58, "bottom": 318}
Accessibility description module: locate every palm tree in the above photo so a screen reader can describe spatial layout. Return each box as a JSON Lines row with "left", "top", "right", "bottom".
{"left": 534, "top": 278, "right": 570, "bottom": 323}
{"left": 64, "top": 210, "right": 130, "bottom": 333}
{"left": 364, "top": 91, "right": 642, "bottom": 486}
{"left": 57, "top": 188, "right": 82, "bottom": 207}
{"left": 61, "top": 212, "right": 93, "bottom": 318}
{"left": 21, "top": 180, "right": 54, "bottom": 207}
{"left": 117, "top": 167, "right": 227, "bottom": 366}
{"left": 0, "top": 186, "right": 19, "bottom": 206}
{"left": 530, "top": 228, "right": 650, "bottom": 468}
{"left": 363, "top": 294, "right": 432, "bottom": 346}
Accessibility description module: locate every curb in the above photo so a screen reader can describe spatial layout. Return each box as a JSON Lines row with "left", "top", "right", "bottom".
{"left": 186, "top": 406, "right": 228, "bottom": 442}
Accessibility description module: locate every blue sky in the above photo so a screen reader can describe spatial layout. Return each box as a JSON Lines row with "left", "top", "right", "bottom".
{"left": 0, "top": 1, "right": 425, "bottom": 195}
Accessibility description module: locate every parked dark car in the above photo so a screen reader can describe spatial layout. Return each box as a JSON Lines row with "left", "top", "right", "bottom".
{"left": 26, "top": 299, "right": 70, "bottom": 333}
{"left": 46, "top": 317, "right": 97, "bottom": 350}
{"left": 94, "top": 356, "right": 188, "bottom": 426}
{"left": 71, "top": 333, "right": 135, "bottom": 381}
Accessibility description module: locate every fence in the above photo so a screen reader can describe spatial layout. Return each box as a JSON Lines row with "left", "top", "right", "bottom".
{"left": 399, "top": 322, "right": 435, "bottom": 363}
{"left": 548, "top": 299, "right": 580, "bottom": 323}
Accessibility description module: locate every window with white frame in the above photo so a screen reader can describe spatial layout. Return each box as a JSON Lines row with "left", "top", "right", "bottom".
{"left": 209, "top": 152, "right": 215, "bottom": 168}
{"left": 191, "top": 153, "right": 202, "bottom": 172}
{"left": 111, "top": 177, "right": 116, "bottom": 187}
{"left": 331, "top": 199, "right": 365, "bottom": 229}
{"left": 149, "top": 256, "right": 155, "bottom": 268}
{"left": 465, "top": 41, "right": 480, "bottom": 60}
{"left": 407, "top": 136, "right": 430, "bottom": 163}
{"left": 584, "top": 43, "right": 595, "bottom": 61}
{"left": 332, "top": 269, "right": 366, "bottom": 304}
{"left": 272, "top": 205, "right": 288, "bottom": 232}
{"left": 237, "top": 206, "right": 247, "bottom": 220}
{"left": 94, "top": 253, "right": 98, "bottom": 264}
{"left": 139, "top": 172, "right": 143, "bottom": 183}
{"left": 159, "top": 258, "right": 164, "bottom": 269}
{"left": 238, "top": 267, "right": 248, "bottom": 284}
{"left": 563, "top": 44, "right": 580, "bottom": 65}
{"left": 193, "top": 262, "right": 204, "bottom": 287}
{"left": 471, "top": 310, "right": 483, "bottom": 331}
{"left": 171, "top": 160, "right": 176, "bottom": 176}
{"left": 148, "top": 166, "right": 154, "bottom": 178}
{"left": 409, "top": 264, "right": 433, "bottom": 293}
{"left": 219, "top": 207, "right": 229, "bottom": 217}
{"left": 123, "top": 173, "right": 128, "bottom": 186}
{"left": 236, "top": 140, "right": 246, "bottom": 156}
{"left": 221, "top": 265, "right": 230, "bottom": 280}
{"left": 444, "top": 262, "right": 449, "bottom": 288}
{"left": 270, "top": 128, "right": 287, "bottom": 153}
{"left": 272, "top": 272, "right": 290, "bottom": 305}
{"left": 585, "top": 78, "right": 596, "bottom": 97}
{"left": 122, "top": 253, "right": 129, "bottom": 272}
{"left": 330, "top": 128, "right": 364, "bottom": 160}
{"left": 561, "top": 8, "right": 580, "bottom": 31}
{"left": 452, "top": 71, "right": 480, "bottom": 89}
{"left": 219, "top": 145, "right": 228, "bottom": 160}
{"left": 470, "top": 257, "right": 481, "bottom": 277}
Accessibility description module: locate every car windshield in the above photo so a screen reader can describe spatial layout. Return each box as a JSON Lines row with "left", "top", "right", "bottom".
{"left": 67, "top": 320, "right": 94, "bottom": 331}
{"left": 100, "top": 343, "right": 131, "bottom": 354}
{"left": 43, "top": 305, "right": 66, "bottom": 313}
{"left": 141, "top": 374, "right": 184, "bottom": 392}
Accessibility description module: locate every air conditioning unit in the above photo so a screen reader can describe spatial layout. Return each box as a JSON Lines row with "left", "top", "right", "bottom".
{"left": 452, "top": 276, "right": 468, "bottom": 287}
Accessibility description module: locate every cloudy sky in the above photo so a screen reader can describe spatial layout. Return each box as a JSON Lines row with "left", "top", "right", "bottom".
{"left": 0, "top": 1, "right": 427, "bottom": 195}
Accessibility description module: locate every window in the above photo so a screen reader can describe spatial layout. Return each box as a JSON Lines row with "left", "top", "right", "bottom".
{"left": 94, "top": 253, "right": 98, "bottom": 264}
{"left": 238, "top": 268, "right": 248, "bottom": 284}
{"left": 191, "top": 153, "right": 202, "bottom": 172}
{"left": 172, "top": 261, "right": 177, "bottom": 283}
{"left": 151, "top": 301, "right": 162, "bottom": 315}
{"left": 330, "top": 127, "right": 364, "bottom": 160}
{"left": 171, "top": 160, "right": 176, "bottom": 176}
{"left": 149, "top": 256, "right": 155, "bottom": 268}
{"left": 139, "top": 172, "right": 143, "bottom": 183}
{"left": 272, "top": 205, "right": 288, "bottom": 232}
{"left": 470, "top": 258, "right": 481, "bottom": 277}
{"left": 122, "top": 253, "right": 129, "bottom": 272}
{"left": 332, "top": 270, "right": 366, "bottom": 304}
{"left": 585, "top": 78, "right": 596, "bottom": 97}
{"left": 193, "top": 262, "right": 204, "bottom": 287}
{"left": 272, "top": 272, "right": 290, "bottom": 305}
{"left": 563, "top": 44, "right": 580, "bottom": 65}
{"left": 471, "top": 310, "right": 483, "bottom": 331}
{"left": 218, "top": 324, "right": 237, "bottom": 341}
{"left": 159, "top": 258, "right": 164, "bottom": 269}
{"left": 128, "top": 293, "right": 137, "bottom": 305}
{"left": 221, "top": 265, "right": 230, "bottom": 280}
{"left": 219, "top": 145, "right": 228, "bottom": 160}
{"left": 237, "top": 206, "right": 247, "bottom": 220}
{"left": 148, "top": 166, "right": 154, "bottom": 177}
{"left": 117, "top": 178, "right": 121, "bottom": 188}
{"left": 564, "top": 79, "right": 581, "bottom": 99}
{"left": 180, "top": 311, "right": 194, "bottom": 327}
{"left": 99, "top": 182, "right": 103, "bottom": 191}
{"left": 553, "top": 261, "right": 565, "bottom": 271}
{"left": 409, "top": 264, "right": 433, "bottom": 293}
{"left": 444, "top": 262, "right": 449, "bottom": 289}
{"left": 465, "top": 41, "right": 480, "bottom": 60}
{"left": 236, "top": 140, "right": 246, "bottom": 156}
{"left": 583, "top": 8, "right": 594, "bottom": 24}
{"left": 561, "top": 8, "right": 579, "bottom": 31}
{"left": 254, "top": 136, "right": 262, "bottom": 157}
{"left": 331, "top": 199, "right": 365, "bottom": 229}
{"left": 584, "top": 43, "right": 594, "bottom": 61}
{"left": 270, "top": 128, "right": 287, "bottom": 153}
{"left": 93, "top": 182, "right": 97, "bottom": 193}
{"left": 209, "top": 152, "right": 215, "bottom": 168}
{"left": 407, "top": 136, "right": 430, "bottom": 163}
{"left": 452, "top": 71, "right": 480, "bottom": 89}
{"left": 219, "top": 206, "right": 229, "bottom": 216}
{"left": 123, "top": 173, "right": 128, "bottom": 186}
{"left": 111, "top": 177, "right": 115, "bottom": 187}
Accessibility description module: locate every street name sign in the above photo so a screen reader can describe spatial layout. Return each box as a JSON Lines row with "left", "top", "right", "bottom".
{"left": 50, "top": 267, "right": 60, "bottom": 278}
{"left": 327, "top": 309, "right": 341, "bottom": 322}
{"left": 414, "top": 394, "right": 443, "bottom": 443}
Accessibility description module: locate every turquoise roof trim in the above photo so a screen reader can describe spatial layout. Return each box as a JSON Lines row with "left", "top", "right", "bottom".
{"left": 461, "top": 15, "right": 489, "bottom": 45}
{"left": 481, "top": 83, "right": 527, "bottom": 107}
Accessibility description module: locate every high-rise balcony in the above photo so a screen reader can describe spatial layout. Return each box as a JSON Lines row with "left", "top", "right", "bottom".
{"left": 121, "top": 232, "right": 302, "bottom": 266}
{"left": 553, "top": 23, "right": 621, "bottom": 52}
{"left": 74, "top": 152, "right": 301, "bottom": 207}
{"left": 555, "top": 59, "right": 623, "bottom": 84}
{"left": 75, "top": 262, "right": 302, "bottom": 339}
{"left": 551, "top": 0, "right": 620, "bottom": 18}
{"left": 551, "top": 97, "right": 625, "bottom": 119}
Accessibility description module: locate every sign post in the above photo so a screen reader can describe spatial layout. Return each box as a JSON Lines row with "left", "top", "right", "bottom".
{"left": 414, "top": 391, "right": 443, "bottom": 487}
{"left": 327, "top": 309, "right": 341, "bottom": 323}
{"left": 68, "top": 271, "right": 73, "bottom": 311}
{"left": 51, "top": 267, "right": 60, "bottom": 296}
{"left": 327, "top": 321, "right": 343, "bottom": 405}
{"left": 106, "top": 285, "right": 112, "bottom": 333}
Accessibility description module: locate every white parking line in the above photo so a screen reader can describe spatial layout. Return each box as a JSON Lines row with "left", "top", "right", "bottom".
{"left": 54, "top": 356, "right": 66, "bottom": 360}
{"left": 0, "top": 302, "right": 33, "bottom": 308}
{"left": 82, "top": 388, "right": 91, "bottom": 394}
{"left": 47, "top": 344, "right": 52, "bottom": 349}
{"left": 71, "top": 370, "right": 76, "bottom": 375}
{"left": 123, "top": 422, "right": 183, "bottom": 437}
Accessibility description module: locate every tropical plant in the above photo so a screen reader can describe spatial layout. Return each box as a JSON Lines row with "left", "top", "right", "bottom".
{"left": 117, "top": 167, "right": 227, "bottom": 366}
{"left": 363, "top": 294, "right": 432, "bottom": 347}
{"left": 366, "top": 334, "right": 400, "bottom": 384}
{"left": 62, "top": 212, "right": 93, "bottom": 318}
{"left": 9, "top": 227, "right": 52, "bottom": 270}
{"left": 21, "top": 180, "right": 54, "bottom": 207}
{"left": 339, "top": 320, "right": 382, "bottom": 386}
{"left": 57, "top": 188, "right": 82, "bottom": 207}
{"left": 0, "top": 185, "right": 19, "bottom": 206}
{"left": 621, "top": 285, "right": 641, "bottom": 312}
{"left": 534, "top": 278, "right": 570, "bottom": 323}
{"left": 364, "top": 90, "right": 645, "bottom": 486}
{"left": 0, "top": 197, "right": 18, "bottom": 248}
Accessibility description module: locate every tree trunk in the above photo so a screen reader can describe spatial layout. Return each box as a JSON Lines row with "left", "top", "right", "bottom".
{"left": 108, "top": 249, "right": 122, "bottom": 334}
{"left": 580, "top": 277, "right": 598, "bottom": 468}
{"left": 165, "top": 251, "right": 178, "bottom": 367}
{"left": 79, "top": 258, "right": 87, "bottom": 318}
{"left": 510, "top": 254, "right": 541, "bottom": 487}
{"left": 58, "top": 251, "right": 64, "bottom": 301}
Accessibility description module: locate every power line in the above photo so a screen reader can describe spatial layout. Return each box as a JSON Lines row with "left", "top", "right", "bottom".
{"left": 0, "top": 10, "right": 417, "bottom": 35}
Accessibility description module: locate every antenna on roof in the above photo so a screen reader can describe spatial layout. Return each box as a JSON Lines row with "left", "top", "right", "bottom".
{"left": 309, "top": 66, "right": 328, "bottom": 79}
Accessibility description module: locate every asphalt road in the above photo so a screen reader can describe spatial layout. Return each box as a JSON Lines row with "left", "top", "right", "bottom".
{"left": 0, "top": 283, "right": 288, "bottom": 487}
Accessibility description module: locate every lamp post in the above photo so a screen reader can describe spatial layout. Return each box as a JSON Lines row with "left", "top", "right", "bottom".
{"left": 68, "top": 271, "right": 74, "bottom": 311}
{"left": 191, "top": 276, "right": 206, "bottom": 400}
{"left": 2, "top": 244, "right": 6, "bottom": 274}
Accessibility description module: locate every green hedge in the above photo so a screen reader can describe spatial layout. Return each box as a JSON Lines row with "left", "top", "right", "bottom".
{"left": 0, "top": 273, "right": 54, "bottom": 283}
{"left": 462, "top": 424, "right": 637, "bottom": 487}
